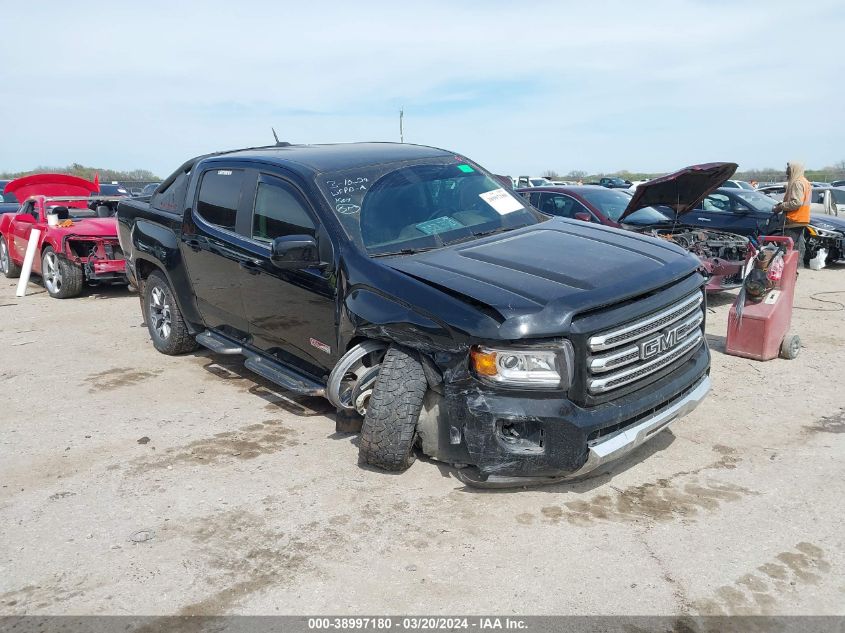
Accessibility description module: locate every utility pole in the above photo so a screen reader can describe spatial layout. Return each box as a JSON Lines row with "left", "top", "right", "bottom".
{"left": 399, "top": 107, "right": 404, "bottom": 143}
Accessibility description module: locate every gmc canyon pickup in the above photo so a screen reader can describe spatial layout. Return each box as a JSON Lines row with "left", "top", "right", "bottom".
{"left": 116, "top": 142, "right": 711, "bottom": 486}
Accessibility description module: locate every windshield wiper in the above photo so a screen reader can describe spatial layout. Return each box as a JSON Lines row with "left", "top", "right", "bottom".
{"left": 370, "top": 246, "right": 439, "bottom": 258}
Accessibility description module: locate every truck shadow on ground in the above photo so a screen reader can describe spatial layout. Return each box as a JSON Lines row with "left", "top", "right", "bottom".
{"left": 191, "top": 351, "right": 332, "bottom": 418}
{"left": 706, "top": 292, "right": 738, "bottom": 308}
{"left": 79, "top": 283, "right": 134, "bottom": 300}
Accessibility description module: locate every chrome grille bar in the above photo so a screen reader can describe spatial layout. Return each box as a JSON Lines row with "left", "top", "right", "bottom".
{"left": 588, "top": 330, "right": 704, "bottom": 394}
{"left": 588, "top": 292, "right": 703, "bottom": 352}
{"left": 589, "top": 311, "right": 704, "bottom": 374}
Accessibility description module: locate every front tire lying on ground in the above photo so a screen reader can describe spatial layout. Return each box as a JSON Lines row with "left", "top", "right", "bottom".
{"left": 41, "top": 246, "right": 83, "bottom": 298}
{"left": 143, "top": 270, "right": 198, "bottom": 355}
{"left": 359, "top": 345, "right": 427, "bottom": 472}
{"left": 0, "top": 237, "right": 21, "bottom": 278}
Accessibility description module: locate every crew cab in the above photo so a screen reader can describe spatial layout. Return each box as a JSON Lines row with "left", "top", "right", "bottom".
{"left": 116, "top": 142, "right": 711, "bottom": 486}
{"left": 518, "top": 163, "right": 750, "bottom": 293}
{"left": 0, "top": 174, "right": 128, "bottom": 297}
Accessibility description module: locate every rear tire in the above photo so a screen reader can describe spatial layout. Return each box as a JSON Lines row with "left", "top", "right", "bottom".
{"left": 142, "top": 270, "right": 198, "bottom": 355}
{"left": 41, "top": 247, "right": 83, "bottom": 298}
{"left": 359, "top": 345, "right": 427, "bottom": 472}
{"left": 0, "top": 236, "right": 21, "bottom": 278}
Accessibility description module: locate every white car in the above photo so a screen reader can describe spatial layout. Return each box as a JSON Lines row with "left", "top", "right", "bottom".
{"left": 722, "top": 179, "right": 755, "bottom": 190}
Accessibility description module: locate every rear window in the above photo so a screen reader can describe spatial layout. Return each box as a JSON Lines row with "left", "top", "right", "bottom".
{"left": 196, "top": 169, "right": 245, "bottom": 231}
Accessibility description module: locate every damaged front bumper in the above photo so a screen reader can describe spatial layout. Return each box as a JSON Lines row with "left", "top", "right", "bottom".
{"left": 449, "top": 344, "right": 710, "bottom": 487}
{"left": 63, "top": 236, "right": 127, "bottom": 282}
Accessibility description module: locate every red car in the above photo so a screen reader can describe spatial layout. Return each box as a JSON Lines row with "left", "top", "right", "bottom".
{"left": 517, "top": 163, "right": 750, "bottom": 293}
{"left": 0, "top": 174, "right": 127, "bottom": 298}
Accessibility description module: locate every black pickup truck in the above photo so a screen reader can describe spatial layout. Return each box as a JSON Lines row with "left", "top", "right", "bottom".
{"left": 116, "top": 142, "right": 711, "bottom": 486}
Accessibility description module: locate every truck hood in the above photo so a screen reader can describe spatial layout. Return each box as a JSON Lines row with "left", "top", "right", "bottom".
{"left": 621, "top": 162, "right": 737, "bottom": 221}
{"left": 49, "top": 217, "right": 119, "bottom": 237}
{"left": 4, "top": 174, "right": 98, "bottom": 201}
{"left": 384, "top": 220, "right": 700, "bottom": 337}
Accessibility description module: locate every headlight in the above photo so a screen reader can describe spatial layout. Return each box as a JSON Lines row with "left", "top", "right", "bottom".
{"left": 469, "top": 341, "right": 574, "bottom": 389}
{"left": 809, "top": 225, "right": 841, "bottom": 238}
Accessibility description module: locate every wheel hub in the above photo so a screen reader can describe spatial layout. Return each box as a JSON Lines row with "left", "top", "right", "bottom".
{"left": 43, "top": 252, "right": 62, "bottom": 293}
{"left": 149, "top": 286, "right": 172, "bottom": 340}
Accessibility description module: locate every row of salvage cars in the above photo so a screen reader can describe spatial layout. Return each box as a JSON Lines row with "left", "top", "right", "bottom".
{"left": 0, "top": 174, "right": 128, "bottom": 297}
{"left": 2, "top": 164, "right": 842, "bottom": 303}
{"left": 516, "top": 163, "right": 845, "bottom": 292}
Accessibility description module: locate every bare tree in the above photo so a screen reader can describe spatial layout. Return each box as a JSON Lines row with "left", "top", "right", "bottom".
{"left": 542, "top": 169, "right": 559, "bottom": 178}
{"left": 566, "top": 170, "right": 587, "bottom": 179}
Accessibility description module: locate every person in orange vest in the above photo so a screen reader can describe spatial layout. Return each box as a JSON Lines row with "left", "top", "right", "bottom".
{"left": 772, "top": 161, "right": 811, "bottom": 267}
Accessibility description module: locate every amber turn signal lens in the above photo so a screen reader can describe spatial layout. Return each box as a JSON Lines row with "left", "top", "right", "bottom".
{"left": 470, "top": 346, "right": 498, "bottom": 376}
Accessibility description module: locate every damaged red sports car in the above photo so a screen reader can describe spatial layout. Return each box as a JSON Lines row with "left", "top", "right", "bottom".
{"left": 517, "top": 163, "right": 749, "bottom": 293}
{"left": 0, "top": 174, "right": 128, "bottom": 298}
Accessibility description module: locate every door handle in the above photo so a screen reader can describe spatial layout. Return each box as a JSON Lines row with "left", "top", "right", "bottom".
{"left": 184, "top": 238, "right": 202, "bottom": 252}
{"left": 239, "top": 260, "right": 261, "bottom": 275}
{"left": 696, "top": 217, "right": 711, "bottom": 222}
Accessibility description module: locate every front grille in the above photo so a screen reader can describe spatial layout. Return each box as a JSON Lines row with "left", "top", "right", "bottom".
{"left": 586, "top": 291, "right": 705, "bottom": 395}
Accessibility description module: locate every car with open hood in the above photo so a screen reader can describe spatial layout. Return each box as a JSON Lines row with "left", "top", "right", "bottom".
{"left": 518, "top": 163, "right": 751, "bottom": 292}
{"left": 0, "top": 174, "right": 128, "bottom": 297}
{"left": 683, "top": 186, "right": 845, "bottom": 265}
{"left": 116, "top": 142, "right": 712, "bottom": 487}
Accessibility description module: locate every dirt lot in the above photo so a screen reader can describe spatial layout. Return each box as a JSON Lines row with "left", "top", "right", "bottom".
{"left": 0, "top": 267, "right": 843, "bottom": 616}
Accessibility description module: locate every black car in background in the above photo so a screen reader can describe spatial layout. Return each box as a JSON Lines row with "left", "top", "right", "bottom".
{"left": 0, "top": 180, "right": 20, "bottom": 213}
{"left": 685, "top": 188, "right": 779, "bottom": 236}
{"left": 681, "top": 187, "right": 845, "bottom": 264}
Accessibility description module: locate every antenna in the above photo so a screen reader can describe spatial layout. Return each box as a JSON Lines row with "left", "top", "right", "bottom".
{"left": 272, "top": 127, "right": 280, "bottom": 144}
{"left": 399, "top": 108, "right": 404, "bottom": 143}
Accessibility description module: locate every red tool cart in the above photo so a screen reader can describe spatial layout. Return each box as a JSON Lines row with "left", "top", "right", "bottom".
{"left": 725, "top": 236, "right": 800, "bottom": 361}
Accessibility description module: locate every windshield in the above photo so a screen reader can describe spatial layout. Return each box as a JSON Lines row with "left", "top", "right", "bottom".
{"left": 318, "top": 161, "right": 543, "bottom": 256}
{"left": 731, "top": 190, "right": 777, "bottom": 212}
{"left": 579, "top": 187, "right": 669, "bottom": 224}
{"left": 530, "top": 178, "right": 551, "bottom": 187}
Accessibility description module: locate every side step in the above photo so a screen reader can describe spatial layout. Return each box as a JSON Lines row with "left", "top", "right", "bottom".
{"left": 244, "top": 355, "right": 325, "bottom": 397}
{"left": 196, "top": 330, "right": 243, "bottom": 355}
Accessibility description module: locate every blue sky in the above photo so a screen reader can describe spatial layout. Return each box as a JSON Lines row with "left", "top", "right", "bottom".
{"left": 1, "top": 0, "right": 842, "bottom": 178}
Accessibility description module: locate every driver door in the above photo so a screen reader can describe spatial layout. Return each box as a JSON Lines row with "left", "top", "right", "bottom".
{"left": 238, "top": 172, "right": 338, "bottom": 376}
{"left": 10, "top": 200, "right": 40, "bottom": 265}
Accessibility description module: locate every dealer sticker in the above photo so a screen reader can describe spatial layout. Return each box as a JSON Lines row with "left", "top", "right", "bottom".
{"left": 478, "top": 188, "right": 522, "bottom": 215}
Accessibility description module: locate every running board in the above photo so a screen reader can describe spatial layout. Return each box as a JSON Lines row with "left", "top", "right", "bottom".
{"left": 244, "top": 355, "right": 325, "bottom": 397}
{"left": 196, "top": 330, "right": 243, "bottom": 355}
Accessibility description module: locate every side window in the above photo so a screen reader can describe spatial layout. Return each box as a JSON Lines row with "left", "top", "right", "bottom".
{"left": 539, "top": 193, "right": 589, "bottom": 219}
{"left": 252, "top": 177, "right": 315, "bottom": 243}
{"left": 702, "top": 194, "right": 730, "bottom": 212}
{"left": 21, "top": 200, "right": 37, "bottom": 221}
{"left": 730, "top": 199, "right": 752, "bottom": 213}
{"left": 196, "top": 169, "right": 245, "bottom": 231}
{"left": 528, "top": 191, "right": 542, "bottom": 208}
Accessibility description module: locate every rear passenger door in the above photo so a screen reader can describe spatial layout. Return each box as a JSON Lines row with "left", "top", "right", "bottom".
{"left": 180, "top": 166, "right": 255, "bottom": 336}
{"left": 238, "top": 172, "right": 338, "bottom": 376}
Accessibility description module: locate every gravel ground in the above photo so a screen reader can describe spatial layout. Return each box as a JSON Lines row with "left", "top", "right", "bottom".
{"left": 0, "top": 266, "right": 843, "bottom": 616}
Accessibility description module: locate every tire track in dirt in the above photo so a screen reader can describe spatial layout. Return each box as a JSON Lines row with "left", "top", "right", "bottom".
{"left": 693, "top": 542, "right": 832, "bottom": 615}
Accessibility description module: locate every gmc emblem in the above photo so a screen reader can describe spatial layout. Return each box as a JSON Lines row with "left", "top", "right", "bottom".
{"left": 639, "top": 324, "right": 686, "bottom": 360}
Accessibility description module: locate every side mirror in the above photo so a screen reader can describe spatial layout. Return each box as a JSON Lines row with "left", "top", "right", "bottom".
{"left": 574, "top": 212, "right": 592, "bottom": 222}
{"left": 14, "top": 213, "right": 36, "bottom": 224}
{"left": 270, "top": 235, "right": 319, "bottom": 269}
